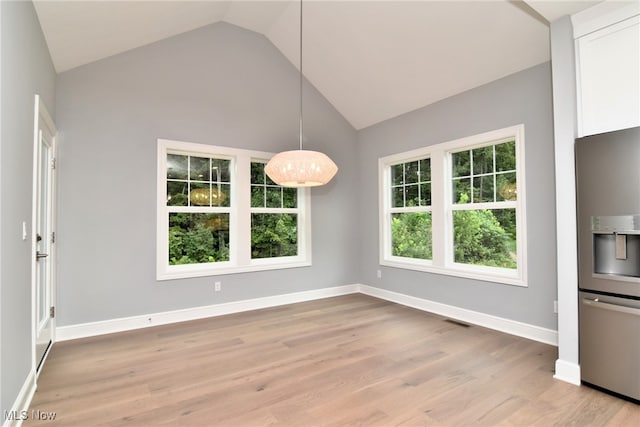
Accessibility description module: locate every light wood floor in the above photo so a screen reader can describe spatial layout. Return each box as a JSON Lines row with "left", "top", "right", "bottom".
{"left": 27, "top": 294, "right": 638, "bottom": 426}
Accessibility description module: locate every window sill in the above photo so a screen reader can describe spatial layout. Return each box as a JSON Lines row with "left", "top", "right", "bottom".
{"left": 157, "top": 259, "right": 312, "bottom": 281}
{"left": 380, "top": 258, "right": 527, "bottom": 287}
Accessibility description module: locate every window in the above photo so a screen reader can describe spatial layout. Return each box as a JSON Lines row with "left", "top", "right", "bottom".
{"left": 379, "top": 125, "right": 527, "bottom": 286}
{"left": 451, "top": 141, "right": 517, "bottom": 270}
{"left": 166, "top": 154, "right": 231, "bottom": 266}
{"left": 157, "top": 139, "right": 310, "bottom": 280}
{"left": 250, "top": 161, "right": 299, "bottom": 260}
{"left": 389, "top": 158, "right": 432, "bottom": 260}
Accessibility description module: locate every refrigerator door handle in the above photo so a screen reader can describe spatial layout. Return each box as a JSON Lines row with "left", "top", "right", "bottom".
{"left": 582, "top": 298, "right": 640, "bottom": 317}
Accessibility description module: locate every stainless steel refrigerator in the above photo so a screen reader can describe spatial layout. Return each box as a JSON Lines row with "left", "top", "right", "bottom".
{"left": 575, "top": 126, "right": 640, "bottom": 402}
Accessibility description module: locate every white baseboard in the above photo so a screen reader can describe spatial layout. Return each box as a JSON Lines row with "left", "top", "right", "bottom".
{"left": 358, "top": 284, "right": 559, "bottom": 346}
{"left": 56, "top": 284, "right": 359, "bottom": 341}
{"left": 554, "top": 359, "right": 581, "bottom": 385}
{"left": 2, "top": 369, "right": 36, "bottom": 427}
{"left": 57, "top": 283, "right": 558, "bottom": 348}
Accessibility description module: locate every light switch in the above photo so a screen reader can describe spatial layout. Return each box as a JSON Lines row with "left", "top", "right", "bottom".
{"left": 22, "top": 221, "right": 27, "bottom": 241}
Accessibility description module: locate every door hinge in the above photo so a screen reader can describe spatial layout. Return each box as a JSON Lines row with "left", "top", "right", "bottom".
{"left": 50, "top": 306, "right": 55, "bottom": 318}
{"left": 51, "top": 158, "right": 56, "bottom": 170}
{"left": 51, "top": 231, "right": 56, "bottom": 244}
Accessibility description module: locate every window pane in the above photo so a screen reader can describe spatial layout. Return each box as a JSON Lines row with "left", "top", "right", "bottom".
{"left": 392, "top": 186, "right": 404, "bottom": 208}
{"left": 405, "top": 161, "right": 419, "bottom": 184}
{"left": 452, "top": 177, "right": 471, "bottom": 204}
{"left": 420, "top": 183, "right": 431, "bottom": 206}
{"left": 251, "top": 162, "right": 265, "bottom": 185}
{"left": 169, "top": 213, "right": 230, "bottom": 265}
{"left": 213, "top": 159, "right": 231, "bottom": 183}
{"left": 167, "top": 181, "right": 188, "bottom": 206}
{"left": 167, "top": 154, "right": 188, "bottom": 179}
{"left": 452, "top": 151, "right": 470, "bottom": 177}
{"left": 391, "top": 212, "right": 432, "bottom": 260}
{"left": 251, "top": 213, "right": 297, "bottom": 259}
{"left": 472, "top": 175, "right": 494, "bottom": 203}
{"left": 283, "top": 188, "right": 297, "bottom": 208}
{"left": 251, "top": 186, "right": 264, "bottom": 208}
{"left": 472, "top": 146, "right": 494, "bottom": 175}
{"left": 190, "top": 182, "right": 210, "bottom": 206}
{"left": 496, "top": 141, "right": 516, "bottom": 172}
{"left": 420, "top": 158, "right": 431, "bottom": 182}
{"left": 497, "top": 172, "right": 517, "bottom": 201}
{"left": 213, "top": 184, "right": 230, "bottom": 207}
{"left": 453, "top": 208, "right": 516, "bottom": 269}
{"left": 406, "top": 184, "right": 419, "bottom": 207}
{"left": 482, "top": 176, "right": 495, "bottom": 202}
{"left": 266, "top": 187, "right": 282, "bottom": 208}
{"left": 190, "top": 156, "right": 210, "bottom": 181}
{"left": 391, "top": 164, "right": 404, "bottom": 186}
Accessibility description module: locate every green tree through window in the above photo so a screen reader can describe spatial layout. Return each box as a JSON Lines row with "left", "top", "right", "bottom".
{"left": 452, "top": 195, "right": 516, "bottom": 269}
{"left": 389, "top": 158, "right": 432, "bottom": 260}
{"left": 167, "top": 154, "right": 231, "bottom": 265}
{"left": 250, "top": 162, "right": 298, "bottom": 259}
{"left": 451, "top": 140, "right": 517, "bottom": 269}
{"left": 158, "top": 139, "right": 310, "bottom": 280}
{"left": 379, "top": 125, "right": 526, "bottom": 286}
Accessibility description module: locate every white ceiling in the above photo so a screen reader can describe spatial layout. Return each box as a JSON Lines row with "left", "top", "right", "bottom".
{"left": 33, "top": 0, "right": 601, "bottom": 129}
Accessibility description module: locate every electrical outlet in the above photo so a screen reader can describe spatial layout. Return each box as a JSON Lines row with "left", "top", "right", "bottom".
{"left": 377, "top": 270, "right": 382, "bottom": 279}
{"left": 214, "top": 281, "right": 221, "bottom": 292}
{"left": 553, "top": 300, "right": 558, "bottom": 314}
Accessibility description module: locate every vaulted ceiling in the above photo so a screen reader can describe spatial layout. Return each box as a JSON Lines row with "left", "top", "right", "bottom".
{"left": 33, "top": 1, "right": 601, "bottom": 129}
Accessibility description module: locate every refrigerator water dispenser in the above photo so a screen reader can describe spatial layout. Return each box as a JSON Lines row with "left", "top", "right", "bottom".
{"left": 592, "top": 215, "right": 640, "bottom": 278}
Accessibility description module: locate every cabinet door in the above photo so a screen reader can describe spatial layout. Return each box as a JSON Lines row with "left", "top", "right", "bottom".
{"left": 576, "top": 15, "right": 639, "bottom": 136}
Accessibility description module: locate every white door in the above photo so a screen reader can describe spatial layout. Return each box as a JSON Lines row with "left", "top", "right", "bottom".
{"left": 33, "top": 95, "right": 56, "bottom": 372}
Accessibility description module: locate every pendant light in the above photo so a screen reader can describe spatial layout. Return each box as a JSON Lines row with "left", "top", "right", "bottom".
{"left": 265, "top": 0, "right": 338, "bottom": 187}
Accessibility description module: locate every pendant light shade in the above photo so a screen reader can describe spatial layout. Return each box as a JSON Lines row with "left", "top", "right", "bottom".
{"left": 265, "top": 0, "right": 338, "bottom": 188}
{"left": 265, "top": 149, "right": 338, "bottom": 187}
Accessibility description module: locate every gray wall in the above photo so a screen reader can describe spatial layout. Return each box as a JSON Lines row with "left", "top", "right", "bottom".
{"left": 55, "top": 23, "right": 359, "bottom": 326}
{"left": 357, "top": 62, "right": 558, "bottom": 330}
{"left": 0, "top": 0, "right": 56, "bottom": 418}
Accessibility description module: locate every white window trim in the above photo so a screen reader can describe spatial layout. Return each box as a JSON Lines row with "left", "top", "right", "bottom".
{"left": 379, "top": 125, "right": 528, "bottom": 287}
{"left": 157, "top": 139, "right": 311, "bottom": 280}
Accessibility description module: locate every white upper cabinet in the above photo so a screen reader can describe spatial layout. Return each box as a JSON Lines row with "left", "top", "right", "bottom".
{"left": 573, "top": 2, "right": 639, "bottom": 137}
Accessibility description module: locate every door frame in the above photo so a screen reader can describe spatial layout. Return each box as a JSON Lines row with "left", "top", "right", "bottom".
{"left": 31, "top": 94, "right": 57, "bottom": 376}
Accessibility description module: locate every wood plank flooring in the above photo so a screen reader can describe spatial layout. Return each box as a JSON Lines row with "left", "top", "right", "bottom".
{"left": 26, "top": 294, "right": 639, "bottom": 426}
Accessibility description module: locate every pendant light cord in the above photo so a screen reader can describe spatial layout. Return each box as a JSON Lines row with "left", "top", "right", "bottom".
{"left": 299, "top": 0, "right": 304, "bottom": 151}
